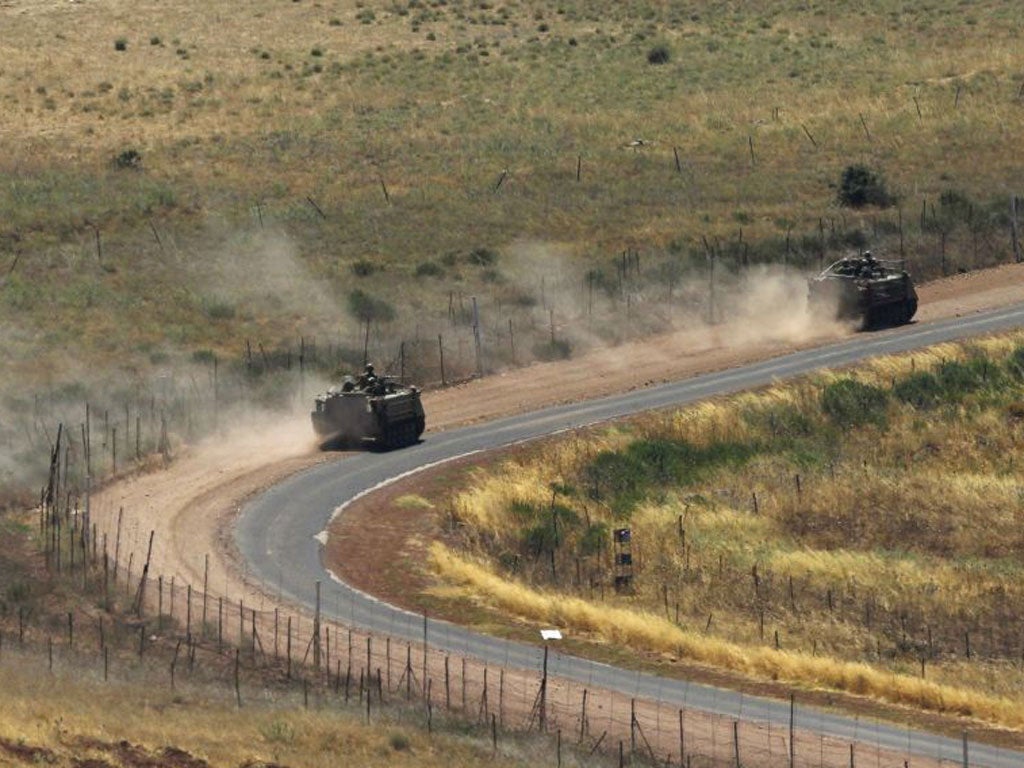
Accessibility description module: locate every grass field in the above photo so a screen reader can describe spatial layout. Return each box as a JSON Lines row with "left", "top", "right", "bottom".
{"left": 2, "top": 0, "right": 1022, "bottom": 385}
{"left": 2, "top": 0, "right": 1022, "bottom": 500}
{"left": 435, "top": 331, "right": 1024, "bottom": 729}
{"left": 0, "top": 514, "right": 591, "bottom": 768}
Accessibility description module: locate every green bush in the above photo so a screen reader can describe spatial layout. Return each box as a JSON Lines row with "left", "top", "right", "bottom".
{"left": 350, "top": 258, "right": 378, "bottom": 277}
{"left": 347, "top": 288, "right": 395, "bottom": 323}
{"left": 467, "top": 247, "right": 498, "bottom": 266}
{"left": 414, "top": 261, "right": 443, "bottom": 277}
{"left": 742, "top": 402, "right": 814, "bottom": 439}
{"left": 837, "top": 164, "right": 895, "bottom": 209}
{"left": 204, "top": 299, "right": 235, "bottom": 320}
{"left": 114, "top": 148, "right": 142, "bottom": 169}
{"left": 821, "top": 378, "right": 889, "bottom": 428}
{"left": 647, "top": 44, "right": 671, "bottom": 64}
{"left": 935, "top": 358, "right": 999, "bottom": 398}
{"left": 1006, "top": 345, "right": 1024, "bottom": 380}
{"left": 582, "top": 438, "right": 755, "bottom": 514}
{"left": 388, "top": 732, "right": 411, "bottom": 751}
{"left": 893, "top": 372, "right": 943, "bottom": 409}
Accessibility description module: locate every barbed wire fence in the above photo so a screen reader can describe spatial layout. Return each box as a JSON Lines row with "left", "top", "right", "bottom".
{"left": 16, "top": 482, "right": 983, "bottom": 768}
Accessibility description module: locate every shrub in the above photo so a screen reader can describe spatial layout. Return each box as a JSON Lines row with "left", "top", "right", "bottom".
{"left": 582, "top": 438, "right": 754, "bottom": 515}
{"left": 347, "top": 289, "right": 395, "bottom": 323}
{"left": 350, "top": 258, "right": 377, "bottom": 277}
{"left": 204, "top": 299, "right": 235, "bottom": 320}
{"left": 935, "top": 358, "right": 998, "bottom": 398}
{"left": 837, "top": 164, "right": 895, "bottom": 208}
{"left": 259, "top": 720, "right": 295, "bottom": 744}
{"left": 114, "top": 148, "right": 142, "bottom": 169}
{"left": 743, "top": 402, "right": 814, "bottom": 438}
{"left": 388, "top": 732, "right": 410, "bottom": 751}
{"left": 647, "top": 44, "right": 670, "bottom": 64}
{"left": 414, "top": 261, "right": 443, "bottom": 277}
{"left": 114, "top": 38, "right": 128, "bottom": 51}
{"left": 820, "top": 378, "right": 889, "bottom": 428}
{"left": 893, "top": 372, "right": 942, "bottom": 409}
{"left": 467, "top": 247, "right": 497, "bottom": 266}
{"left": 149, "top": 36, "right": 161, "bottom": 46}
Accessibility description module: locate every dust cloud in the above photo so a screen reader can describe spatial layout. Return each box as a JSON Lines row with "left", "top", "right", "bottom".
{"left": 718, "top": 265, "right": 850, "bottom": 346}
{"left": 495, "top": 241, "right": 848, "bottom": 375}
{"left": 197, "top": 226, "right": 350, "bottom": 339}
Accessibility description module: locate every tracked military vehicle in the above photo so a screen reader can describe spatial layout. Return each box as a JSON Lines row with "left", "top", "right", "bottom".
{"left": 311, "top": 366, "right": 425, "bottom": 450}
{"left": 808, "top": 252, "right": 918, "bottom": 329}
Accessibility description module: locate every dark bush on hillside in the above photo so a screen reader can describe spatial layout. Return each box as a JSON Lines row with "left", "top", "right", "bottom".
{"left": 114, "top": 149, "right": 142, "bottom": 169}
{"left": 582, "top": 439, "right": 755, "bottom": 515}
{"left": 743, "top": 402, "right": 814, "bottom": 439}
{"left": 350, "top": 259, "right": 378, "bottom": 277}
{"left": 837, "top": 164, "right": 895, "bottom": 208}
{"left": 821, "top": 379, "right": 888, "bottom": 428}
{"left": 936, "top": 358, "right": 1000, "bottom": 398}
{"left": 1006, "top": 345, "right": 1024, "bottom": 380}
{"left": 347, "top": 289, "right": 395, "bottom": 323}
{"left": 647, "top": 45, "right": 670, "bottom": 65}
{"left": 893, "top": 372, "right": 943, "bottom": 409}
{"left": 414, "top": 261, "right": 443, "bottom": 278}
{"left": 467, "top": 247, "right": 498, "bottom": 266}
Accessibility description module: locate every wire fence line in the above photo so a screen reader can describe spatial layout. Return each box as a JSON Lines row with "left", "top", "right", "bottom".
{"left": 21, "top": 496, "right": 984, "bottom": 768}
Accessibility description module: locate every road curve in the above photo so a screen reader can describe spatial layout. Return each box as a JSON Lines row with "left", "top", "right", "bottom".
{"left": 238, "top": 304, "right": 1024, "bottom": 768}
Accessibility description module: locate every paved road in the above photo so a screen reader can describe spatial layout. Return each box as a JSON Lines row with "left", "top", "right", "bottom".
{"left": 238, "top": 304, "right": 1024, "bottom": 768}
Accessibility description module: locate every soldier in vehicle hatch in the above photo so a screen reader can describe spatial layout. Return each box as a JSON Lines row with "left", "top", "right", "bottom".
{"left": 357, "top": 363, "right": 377, "bottom": 389}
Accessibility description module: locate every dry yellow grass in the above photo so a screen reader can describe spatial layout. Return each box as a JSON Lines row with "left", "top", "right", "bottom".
{"left": 430, "top": 544, "right": 1024, "bottom": 730}
{"left": 0, "top": 652, "right": 542, "bottom": 768}
{"left": 435, "top": 331, "right": 1024, "bottom": 728}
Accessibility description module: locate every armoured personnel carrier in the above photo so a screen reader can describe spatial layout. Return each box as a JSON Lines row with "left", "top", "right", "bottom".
{"left": 311, "top": 365, "right": 425, "bottom": 449}
{"left": 808, "top": 252, "right": 918, "bottom": 329}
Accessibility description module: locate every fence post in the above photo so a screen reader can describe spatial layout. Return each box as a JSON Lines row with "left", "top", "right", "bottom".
{"left": 438, "top": 334, "right": 446, "bottom": 385}
{"left": 679, "top": 709, "right": 685, "bottom": 765}
{"left": 314, "top": 581, "right": 321, "bottom": 669}
{"left": 445, "top": 655, "right": 451, "bottom": 709}
{"left": 234, "top": 648, "right": 241, "bottom": 707}
{"left": 580, "top": 689, "right": 588, "bottom": 741}
{"left": 202, "top": 554, "right": 209, "bottom": 636}
{"left": 789, "top": 694, "right": 796, "bottom": 768}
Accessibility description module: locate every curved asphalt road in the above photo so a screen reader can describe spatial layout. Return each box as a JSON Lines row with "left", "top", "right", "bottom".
{"left": 239, "top": 304, "right": 1024, "bottom": 768}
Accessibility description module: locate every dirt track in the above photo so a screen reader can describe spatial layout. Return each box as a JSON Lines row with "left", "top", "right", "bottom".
{"left": 92, "top": 261, "right": 1024, "bottom": 618}
{"left": 89, "top": 263, "right": 1024, "bottom": 741}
